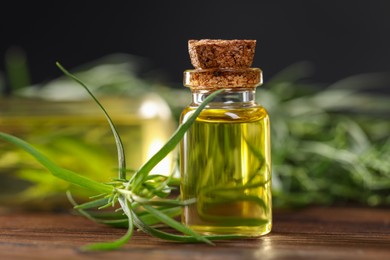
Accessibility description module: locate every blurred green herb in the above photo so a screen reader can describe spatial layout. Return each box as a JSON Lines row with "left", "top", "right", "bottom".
{"left": 5, "top": 47, "right": 31, "bottom": 94}
{"left": 258, "top": 62, "right": 390, "bottom": 207}
{"left": 0, "top": 63, "right": 241, "bottom": 250}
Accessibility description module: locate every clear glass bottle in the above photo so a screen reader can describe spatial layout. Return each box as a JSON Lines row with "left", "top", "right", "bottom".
{"left": 180, "top": 67, "right": 272, "bottom": 236}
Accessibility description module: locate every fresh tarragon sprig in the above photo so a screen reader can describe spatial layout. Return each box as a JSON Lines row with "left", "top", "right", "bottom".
{"left": 0, "top": 63, "right": 243, "bottom": 251}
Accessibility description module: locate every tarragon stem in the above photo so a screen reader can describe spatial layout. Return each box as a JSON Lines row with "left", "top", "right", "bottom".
{"left": 56, "top": 62, "right": 127, "bottom": 180}
{"left": 129, "top": 89, "right": 224, "bottom": 192}
{"left": 0, "top": 132, "right": 112, "bottom": 194}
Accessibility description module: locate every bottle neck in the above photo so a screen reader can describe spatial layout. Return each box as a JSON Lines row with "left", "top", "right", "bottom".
{"left": 191, "top": 88, "right": 256, "bottom": 107}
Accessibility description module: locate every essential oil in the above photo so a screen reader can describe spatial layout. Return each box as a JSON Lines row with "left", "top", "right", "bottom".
{"left": 180, "top": 39, "right": 272, "bottom": 236}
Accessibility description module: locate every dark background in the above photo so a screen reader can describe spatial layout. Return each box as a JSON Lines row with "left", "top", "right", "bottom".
{"left": 1, "top": 1, "right": 389, "bottom": 88}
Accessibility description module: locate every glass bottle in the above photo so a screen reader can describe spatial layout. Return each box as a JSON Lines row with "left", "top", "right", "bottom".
{"left": 180, "top": 40, "right": 271, "bottom": 236}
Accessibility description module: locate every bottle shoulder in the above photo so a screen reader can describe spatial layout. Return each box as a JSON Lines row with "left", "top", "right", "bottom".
{"left": 180, "top": 104, "right": 269, "bottom": 123}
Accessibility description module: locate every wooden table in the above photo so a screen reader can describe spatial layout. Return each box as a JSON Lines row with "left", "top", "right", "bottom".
{"left": 0, "top": 207, "right": 389, "bottom": 259}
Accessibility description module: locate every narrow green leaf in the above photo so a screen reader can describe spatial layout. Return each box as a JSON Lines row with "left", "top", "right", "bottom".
{"left": 81, "top": 197, "right": 134, "bottom": 251}
{"left": 244, "top": 136, "right": 271, "bottom": 182}
{"left": 138, "top": 206, "right": 181, "bottom": 226}
{"left": 201, "top": 180, "right": 269, "bottom": 195}
{"left": 74, "top": 197, "right": 110, "bottom": 209}
{"left": 67, "top": 191, "right": 110, "bottom": 221}
{"left": 81, "top": 222, "right": 133, "bottom": 251}
{"left": 56, "top": 62, "right": 127, "bottom": 180}
{"left": 130, "top": 89, "right": 224, "bottom": 192}
{"left": 143, "top": 205, "right": 213, "bottom": 245}
{"left": 133, "top": 196, "right": 196, "bottom": 207}
{"left": 67, "top": 192, "right": 128, "bottom": 228}
{"left": 132, "top": 210, "right": 243, "bottom": 243}
{"left": 0, "top": 132, "right": 112, "bottom": 194}
{"left": 5, "top": 47, "right": 31, "bottom": 92}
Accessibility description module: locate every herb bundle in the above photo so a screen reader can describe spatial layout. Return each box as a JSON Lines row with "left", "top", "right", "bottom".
{"left": 0, "top": 63, "right": 241, "bottom": 250}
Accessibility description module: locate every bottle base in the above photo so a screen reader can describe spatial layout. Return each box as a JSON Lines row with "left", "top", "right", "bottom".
{"left": 187, "top": 222, "right": 272, "bottom": 236}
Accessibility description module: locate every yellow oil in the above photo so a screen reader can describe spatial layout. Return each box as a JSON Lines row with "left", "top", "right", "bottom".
{"left": 180, "top": 105, "right": 272, "bottom": 236}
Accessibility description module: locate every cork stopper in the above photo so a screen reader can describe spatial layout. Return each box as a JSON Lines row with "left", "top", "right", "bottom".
{"left": 185, "top": 39, "right": 262, "bottom": 89}
{"left": 188, "top": 39, "right": 256, "bottom": 69}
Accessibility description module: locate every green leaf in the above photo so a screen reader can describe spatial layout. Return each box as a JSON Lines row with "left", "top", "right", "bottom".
{"left": 80, "top": 197, "right": 134, "bottom": 251}
{"left": 143, "top": 205, "right": 213, "bottom": 245}
{"left": 73, "top": 197, "right": 111, "bottom": 209}
{"left": 132, "top": 196, "right": 196, "bottom": 207}
{"left": 81, "top": 216, "right": 133, "bottom": 251}
{"left": 0, "top": 132, "right": 112, "bottom": 194}
{"left": 132, "top": 209, "right": 244, "bottom": 243}
{"left": 130, "top": 89, "right": 224, "bottom": 192}
{"left": 138, "top": 206, "right": 181, "bottom": 226}
{"left": 56, "top": 62, "right": 127, "bottom": 180}
{"left": 67, "top": 192, "right": 128, "bottom": 228}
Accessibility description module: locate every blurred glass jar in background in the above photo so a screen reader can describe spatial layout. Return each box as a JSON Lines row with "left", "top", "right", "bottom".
{"left": 0, "top": 93, "right": 175, "bottom": 211}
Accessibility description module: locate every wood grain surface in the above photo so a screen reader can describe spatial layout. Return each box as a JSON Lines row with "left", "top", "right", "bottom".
{"left": 0, "top": 207, "right": 389, "bottom": 260}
